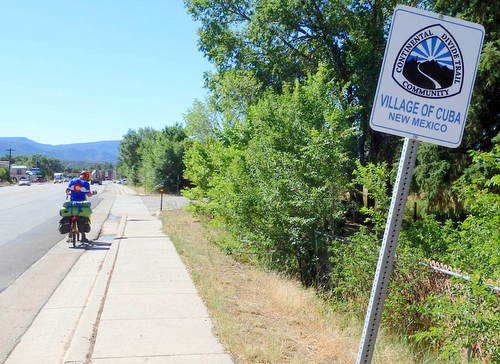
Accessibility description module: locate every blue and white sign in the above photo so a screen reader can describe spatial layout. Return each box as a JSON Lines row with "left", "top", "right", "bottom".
{"left": 370, "top": 5, "right": 484, "bottom": 148}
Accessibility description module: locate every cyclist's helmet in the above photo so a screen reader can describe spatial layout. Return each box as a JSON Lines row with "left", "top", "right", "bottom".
{"left": 80, "top": 170, "right": 91, "bottom": 180}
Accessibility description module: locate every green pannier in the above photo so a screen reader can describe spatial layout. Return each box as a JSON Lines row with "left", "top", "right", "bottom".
{"left": 59, "top": 201, "right": 92, "bottom": 218}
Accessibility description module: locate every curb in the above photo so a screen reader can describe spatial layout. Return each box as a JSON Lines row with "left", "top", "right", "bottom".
{"left": 0, "top": 187, "right": 116, "bottom": 364}
{"left": 63, "top": 216, "right": 127, "bottom": 364}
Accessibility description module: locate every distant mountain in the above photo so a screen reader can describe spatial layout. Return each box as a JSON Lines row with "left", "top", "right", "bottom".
{"left": 0, "top": 137, "right": 120, "bottom": 163}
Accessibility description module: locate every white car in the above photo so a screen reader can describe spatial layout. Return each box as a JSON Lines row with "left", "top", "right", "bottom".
{"left": 18, "top": 178, "right": 31, "bottom": 186}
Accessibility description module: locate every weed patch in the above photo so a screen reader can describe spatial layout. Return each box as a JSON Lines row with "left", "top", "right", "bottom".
{"left": 162, "top": 209, "right": 425, "bottom": 364}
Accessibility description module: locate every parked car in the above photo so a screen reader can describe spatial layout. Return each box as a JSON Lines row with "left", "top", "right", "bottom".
{"left": 18, "top": 178, "right": 31, "bottom": 186}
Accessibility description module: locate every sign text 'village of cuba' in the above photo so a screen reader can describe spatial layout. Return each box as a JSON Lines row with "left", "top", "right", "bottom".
{"left": 370, "top": 5, "right": 484, "bottom": 148}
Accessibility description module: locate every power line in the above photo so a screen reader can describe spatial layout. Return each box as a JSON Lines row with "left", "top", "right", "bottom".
{"left": 6, "top": 148, "right": 15, "bottom": 180}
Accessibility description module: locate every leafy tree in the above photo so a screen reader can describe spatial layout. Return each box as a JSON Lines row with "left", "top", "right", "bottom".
{"left": 447, "top": 138, "right": 500, "bottom": 278}
{"left": 185, "top": 0, "right": 415, "bottom": 163}
{"left": 28, "top": 154, "right": 65, "bottom": 178}
{"left": 86, "top": 162, "right": 114, "bottom": 173}
{"left": 184, "top": 99, "right": 218, "bottom": 142}
{"left": 414, "top": 144, "right": 468, "bottom": 218}
{"left": 181, "top": 1, "right": 499, "bottom": 358}
{"left": 118, "top": 128, "right": 156, "bottom": 185}
{"left": 0, "top": 154, "right": 64, "bottom": 179}
{"left": 206, "top": 69, "right": 263, "bottom": 124}
{"left": 415, "top": 279, "right": 499, "bottom": 362}
{"left": 351, "top": 160, "right": 391, "bottom": 236}
{"left": 183, "top": 135, "right": 232, "bottom": 214}
{"left": 184, "top": 69, "right": 357, "bottom": 284}
{"left": 414, "top": 0, "right": 499, "bottom": 217}
{"left": 117, "top": 125, "right": 187, "bottom": 192}
{"left": 433, "top": 0, "right": 499, "bottom": 152}
{"left": 0, "top": 167, "right": 7, "bottom": 181}
{"left": 118, "top": 130, "right": 143, "bottom": 184}
{"left": 7, "top": 155, "right": 30, "bottom": 165}
{"left": 140, "top": 125, "right": 187, "bottom": 192}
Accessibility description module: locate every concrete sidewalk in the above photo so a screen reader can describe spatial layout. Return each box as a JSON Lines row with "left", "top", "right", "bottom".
{"left": 5, "top": 187, "right": 233, "bottom": 364}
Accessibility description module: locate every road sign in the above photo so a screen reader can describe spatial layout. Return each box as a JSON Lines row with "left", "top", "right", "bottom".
{"left": 370, "top": 5, "right": 484, "bottom": 148}
{"left": 358, "top": 5, "right": 485, "bottom": 364}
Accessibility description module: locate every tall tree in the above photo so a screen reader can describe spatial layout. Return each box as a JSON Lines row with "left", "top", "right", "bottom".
{"left": 432, "top": 0, "right": 500, "bottom": 150}
{"left": 184, "top": 99, "right": 218, "bottom": 142}
{"left": 118, "top": 128, "right": 156, "bottom": 185}
{"left": 185, "top": 0, "right": 418, "bottom": 163}
{"left": 414, "top": 0, "right": 499, "bottom": 217}
{"left": 28, "top": 154, "right": 64, "bottom": 178}
{"left": 140, "top": 125, "right": 187, "bottom": 192}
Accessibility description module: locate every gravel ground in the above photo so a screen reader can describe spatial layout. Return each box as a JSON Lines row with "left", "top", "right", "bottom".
{"left": 140, "top": 194, "right": 189, "bottom": 214}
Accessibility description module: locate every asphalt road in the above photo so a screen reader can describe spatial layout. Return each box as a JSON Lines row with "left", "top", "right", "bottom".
{"left": 0, "top": 182, "right": 104, "bottom": 292}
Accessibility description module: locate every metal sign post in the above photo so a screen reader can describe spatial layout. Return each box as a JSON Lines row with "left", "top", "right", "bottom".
{"left": 356, "top": 137, "right": 418, "bottom": 364}
{"left": 160, "top": 189, "right": 164, "bottom": 211}
{"left": 156, "top": 181, "right": 166, "bottom": 211}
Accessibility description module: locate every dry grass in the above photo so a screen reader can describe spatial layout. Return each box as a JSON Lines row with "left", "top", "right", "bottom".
{"left": 163, "top": 209, "right": 423, "bottom": 364}
{"left": 127, "top": 185, "right": 147, "bottom": 195}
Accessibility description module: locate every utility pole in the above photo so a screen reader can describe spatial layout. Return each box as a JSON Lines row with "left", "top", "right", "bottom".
{"left": 6, "top": 148, "right": 14, "bottom": 181}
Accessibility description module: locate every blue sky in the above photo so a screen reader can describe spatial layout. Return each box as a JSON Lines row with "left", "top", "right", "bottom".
{"left": 0, "top": 1, "right": 212, "bottom": 145}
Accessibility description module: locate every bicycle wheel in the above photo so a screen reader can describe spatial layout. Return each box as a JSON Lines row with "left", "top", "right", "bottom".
{"left": 69, "top": 220, "right": 78, "bottom": 247}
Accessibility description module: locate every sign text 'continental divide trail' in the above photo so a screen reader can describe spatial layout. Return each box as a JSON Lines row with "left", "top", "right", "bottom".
{"left": 370, "top": 5, "right": 484, "bottom": 148}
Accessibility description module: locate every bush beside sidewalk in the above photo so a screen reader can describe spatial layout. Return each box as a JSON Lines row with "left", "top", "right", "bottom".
{"left": 162, "top": 209, "right": 431, "bottom": 364}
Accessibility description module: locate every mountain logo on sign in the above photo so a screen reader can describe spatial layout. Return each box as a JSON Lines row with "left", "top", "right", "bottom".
{"left": 392, "top": 24, "right": 463, "bottom": 99}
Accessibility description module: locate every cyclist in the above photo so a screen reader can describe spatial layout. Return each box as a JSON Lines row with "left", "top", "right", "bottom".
{"left": 66, "top": 170, "right": 93, "bottom": 242}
